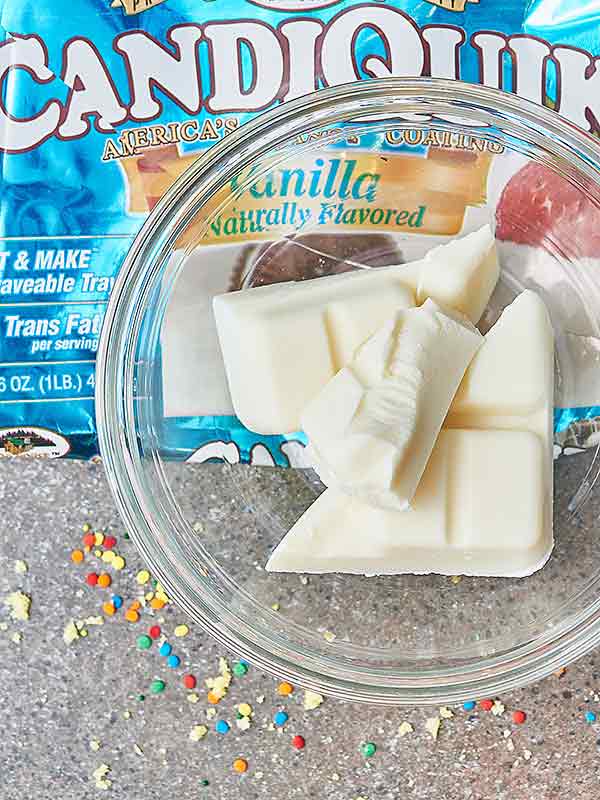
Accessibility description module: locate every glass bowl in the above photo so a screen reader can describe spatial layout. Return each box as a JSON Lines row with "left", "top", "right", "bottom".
{"left": 96, "top": 78, "right": 600, "bottom": 705}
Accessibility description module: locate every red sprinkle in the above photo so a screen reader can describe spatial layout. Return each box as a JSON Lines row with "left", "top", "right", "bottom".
{"left": 103, "top": 535, "right": 117, "bottom": 549}
{"left": 85, "top": 572, "right": 99, "bottom": 586}
{"left": 291, "top": 735, "right": 306, "bottom": 750}
{"left": 183, "top": 674, "right": 197, "bottom": 690}
{"left": 512, "top": 710, "right": 527, "bottom": 724}
{"left": 149, "top": 625, "right": 161, "bottom": 639}
{"left": 480, "top": 699, "right": 494, "bottom": 712}
{"left": 82, "top": 533, "right": 96, "bottom": 548}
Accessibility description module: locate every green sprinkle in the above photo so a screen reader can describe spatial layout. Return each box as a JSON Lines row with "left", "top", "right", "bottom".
{"left": 233, "top": 661, "right": 248, "bottom": 677}
{"left": 137, "top": 634, "right": 152, "bottom": 650}
{"left": 200, "top": 779, "right": 210, "bottom": 787}
{"left": 123, "top": 532, "right": 130, "bottom": 540}
{"left": 137, "top": 694, "right": 145, "bottom": 702}
{"left": 150, "top": 679, "right": 166, "bottom": 694}
{"left": 360, "top": 741, "right": 376, "bottom": 758}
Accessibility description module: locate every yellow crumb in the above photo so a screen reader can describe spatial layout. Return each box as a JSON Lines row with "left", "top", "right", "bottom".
{"left": 303, "top": 690, "right": 324, "bottom": 710}
{"left": 189, "top": 725, "right": 208, "bottom": 741}
{"left": 5, "top": 591, "right": 31, "bottom": 621}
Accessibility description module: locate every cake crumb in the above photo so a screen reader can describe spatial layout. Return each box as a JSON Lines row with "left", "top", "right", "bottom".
{"left": 92, "top": 764, "right": 112, "bottom": 790}
{"left": 5, "top": 591, "right": 31, "bottom": 621}
{"left": 425, "top": 717, "right": 442, "bottom": 740}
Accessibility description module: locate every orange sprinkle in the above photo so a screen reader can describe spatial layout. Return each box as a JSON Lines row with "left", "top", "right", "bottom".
{"left": 103, "top": 602, "right": 116, "bottom": 616}
{"left": 130, "top": 600, "right": 141, "bottom": 611}
{"left": 71, "top": 549, "right": 84, "bottom": 564}
{"left": 207, "top": 691, "right": 220, "bottom": 705}
{"left": 125, "top": 609, "right": 140, "bottom": 623}
{"left": 233, "top": 758, "right": 248, "bottom": 774}
{"left": 277, "top": 681, "right": 294, "bottom": 696}
{"left": 97, "top": 573, "right": 112, "bottom": 588}
{"left": 150, "top": 598, "right": 165, "bottom": 610}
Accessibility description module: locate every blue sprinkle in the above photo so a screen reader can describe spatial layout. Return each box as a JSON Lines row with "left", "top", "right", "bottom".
{"left": 215, "top": 720, "right": 230, "bottom": 734}
{"left": 463, "top": 701, "right": 476, "bottom": 711}
{"left": 159, "top": 642, "right": 172, "bottom": 657}
{"left": 585, "top": 711, "right": 597, "bottom": 723}
{"left": 167, "top": 654, "right": 181, "bottom": 668}
{"left": 274, "top": 711, "right": 289, "bottom": 727}
{"left": 239, "top": 659, "right": 249, "bottom": 667}
{"left": 112, "top": 595, "right": 123, "bottom": 610}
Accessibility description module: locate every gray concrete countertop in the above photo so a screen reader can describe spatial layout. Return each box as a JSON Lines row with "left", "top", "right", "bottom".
{"left": 2, "top": 458, "right": 600, "bottom": 800}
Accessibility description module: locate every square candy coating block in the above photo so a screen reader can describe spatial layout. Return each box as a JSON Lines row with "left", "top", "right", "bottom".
{"left": 266, "top": 429, "right": 551, "bottom": 578}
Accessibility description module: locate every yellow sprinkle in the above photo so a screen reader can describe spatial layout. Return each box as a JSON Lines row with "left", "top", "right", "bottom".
{"left": 450, "top": 575, "right": 463, "bottom": 585}
{"left": 398, "top": 721, "right": 414, "bottom": 737}
{"left": 82, "top": 523, "right": 92, "bottom": 533}
{"left": 205, "top": 708, "right": 217, "bottom": 720}
{"left": 14, "top": 560, "right": 28, "bottom": 574}
{"left": 101, "top": 550, "right": 115, "bottom": 563}
{"left": 94, "top": 549, "right": 102, "bottom": 557}
{"left": 189, "top": 724, "right": 208, "bottom": 742}
{"left": 5, "top": 591, "right": 31, "bottom": 621}
{"left": 145, "top": 592, "right": 154, "bottom": 602}
{"left": 10, "top": 631, "right": 22, "bottom": 644}
{"left": 491, "top": 700, "right": 505, "bottom": 716}
{"left": 270, "top": 603, "right": 280, "bottom": 612}
{"left": 94, "top": 533, "right": 104, "bottom": 546}
{"left": 439, "top": 706, "right": 454, "bottom": 719}
{"left": 92, "top": 764, "right": 111, "bottom": 791}
{"left": 79, "top": 628, "right": 88, "bottom": 638}
{"left": 323, "top": 630, "right": 336, "bottom": 643}
{"left": 133, "top": 743, "right": 144, "bottom": 757}
{"left": 174, "top": 624, "right": 189, "bottom": 638}
{"left": 89, "top": 740, "right": 101, "bottom": 752}
{"left": 123, "top": 710, "right": 131, "bottom": 719}
{"left": 238, "top": 703, "right": 252, "bottom": 717}
{"left": 112, "top": 556, "right": 126, "bottom": 571}
{"left": 187, "top": 693, "right": 200, "bottom": 704}
{"left": 136, "top": 570, "right": 151, "bottom": 585}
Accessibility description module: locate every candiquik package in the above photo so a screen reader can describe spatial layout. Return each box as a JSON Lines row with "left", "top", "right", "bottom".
{"left": 1, "top": 0, "right": 600, "bottom": 462}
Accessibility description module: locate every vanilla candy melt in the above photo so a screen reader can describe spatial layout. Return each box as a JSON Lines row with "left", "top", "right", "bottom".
{"left": 214, "top": 225, "right": 498, "bottom": 434}
{"left": 267, "top": 290, "right": 554, "bottom": 577}
{"left": 302, "top": 300, "right": 483, "bottom": 510}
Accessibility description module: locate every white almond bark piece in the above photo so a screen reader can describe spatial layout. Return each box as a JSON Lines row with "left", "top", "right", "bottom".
{"left": 302, "top": 301, "right": 483, "bottom": 510}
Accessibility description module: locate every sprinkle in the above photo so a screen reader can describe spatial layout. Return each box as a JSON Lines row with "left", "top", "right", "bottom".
{"left": 398, "top": 721, "right": 414, "bottom": 737}
{"left": 167, "top": 654, "right": 181, "bottom": 668}
{"left": 233, "top": 661, "right": 248, "bottom": 677}
{"left": 137, "top": 695, "right": 145, "bottom": 702}
{"left": 206, "top": 708, "right": 217, "bottom": 720}
{"left": 71, "top": 549, "right": 84, "bottom": 564}
{"left": 360, "top": 741, "right": 376, "bottom": 758}
{"left": 97, "top": 574, "right": 112, "bottom": 589}
{"left": 187, "top": 693, "right": 199, "bottom": 704}
{"left": 85, "top": 573, "right": 99, "bottom": 586}
{"left": 292, "top": 735, "right": 306, "bottom": 750}
{"left": 136, "top": 570, "right": 151, "bottom": 585}
{"left": 271, "top": 602, "right": 280, "bottom": 611}
{"left": 236, "top": 717, "right": 251, "bottom": 731}
{"left": 277, "top": 681, "right": 294, "bottom": 696}
{"left": 491, "top": 701, "right": 505, "bottom": 717}
{"left": 14, "top": 560, "right": 28, "bottom": 574}
{"left": 85, "top": 616, "right": 104, "bottom": 627}
{"left": 207, "top": 691, "right": 220, "bottom": 705}
{"left": 112, "top": 556, "right": 126, "bottom": 571}
{"left": 183, "top": 674, "right": 197, "bottom": 689}
{"left": 193, "top": 521, "right": 204, "bottom": 533}
{"left": 159, "top": 642, "right": 172, "bottom": 657}
{"left": 92, "top": 764, "right": 111, "bottom": 791}
{"left": 585, "top": 711, "right": 597, "bottom": 724}
{"left": 137, "top": 635, "right": 152, "bottom": 650}
{"left": 323, "top": 630, "right": 336, "bottom": 642}
{"left": 238, "top": 703, "right": 252, "bottom": 717}
{"left": 190, "top": 725, "right": 208, "bottom": 742}
{"left": 512, "top": 710, "right": 527, "bottom": 725}
{"left": 103, "top": 535, "right": 117, "bottom": 549}
{"left": 63, "top": 620, "right": 80, "bottom": 644}
{"left": 112, "top": 595, "right": 123, "bottom": 609}
{"left": 233, "top": 758, "right": 248, "bottom": 774}
{"left": 425, "top": 717, "right": 442, "bottom": 740}
{"left": 480, "top": 699, "right": 494, "bottom": 712}
{"left": 554, "top": 666, "right": 567, "bottom": 679}
{"left": 89, "top": 740, "right": 101, "bottom": 752}
{"left": 174, "top": 624, "right": 189, "bottom": 638}
{"left": 150, "top": 679, "right": 166, "bottom": 694}
{"left": 94, "top": 550, "right": 102, "bottom": 558}
{"left": 216, "top": 720, "right": 230, "bottom": 734}
{"left": 123, "top": 710, "right": 131, "bottom": 719}
{"left": 83, "top": 533, "right": 96, "bottom": 548}
{"left": 200, "top": 779, "right": 209, "bottom": 787}
{"left": 463, "top": 701, "right": 476, "bottom": 711}
{"left": 256, "top": 695, "right": 265, "bottom": 704}
{"left": 439, "top": 706, "right": 454, "bottom": 719}
{"left": 303, "top": 690, "right": 324, "bottom": 710}
{"left": 133, "top": 743, "right": 144, "bottom": 756}
{"left": 101, "top": 550, "right": 115, "bottom": 564}
{"left": 150, "top": 598, "right": 166, "bottom": 610}
{"left": 149, "top": 625, "right": 161, "bottom": 639}
{"left": 274, "top": 711, "right": 289, "bottom": 726}
{"left": 94, "top": 533, "right": 104, "bottom": 546}
{"left": 450, "top": 575, "right": 463, "bottom": 584}
{"left": 82, "top": 523, "right": 92, "bottom": 533}
{"left": 5, "top": 591, "right": 31, "bottom": 621}
{"left": 125, "top": 609, "right": 140, "bottom": 623}
{"left": 10, "top": 632, "right": 22, "bottom": 644}
{"left": 130, "top": 600, "right": 141, "bottom": 611}
{"left": 103, "top": 603, "right": 116, "bottom": 616}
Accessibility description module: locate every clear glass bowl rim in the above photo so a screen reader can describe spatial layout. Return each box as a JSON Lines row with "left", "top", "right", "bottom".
{"left": 96, "top": 77, "right": 600, "bottom": 705}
